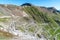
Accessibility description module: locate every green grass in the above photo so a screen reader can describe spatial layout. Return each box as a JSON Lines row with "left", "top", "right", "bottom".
{"left": 0, "top": 18, "right": 10, "bottom": 22}
{"left": 28, "top": 27, "right": 35, "bottom": 32}
{"left": 56, "top": 34, "right": 60, "bottom": 40}
{"left": 0, "top": 25, "right": 3, "bottom": 27}
{"left": 23, "top": 6, "right": 60, "bottom": 40}
{"left": 17, "top": 26, "right": 25, "bottom": 32}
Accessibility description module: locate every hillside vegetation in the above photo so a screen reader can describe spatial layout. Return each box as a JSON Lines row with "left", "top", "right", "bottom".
{"left": 0, "top": 3, "right": 60, "bottom": 40}
{"left": 23, "top": 5, "right": 60, "bottom": 40}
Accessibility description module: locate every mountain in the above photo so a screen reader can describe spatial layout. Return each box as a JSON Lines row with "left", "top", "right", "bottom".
{"left": 47, "top": 7, "right": 60, "bottom": 14}
{"left": 21, "top": 3, "right": 32, "bottom": 6}
{"left": 38, "top": 6, "right": 60, "bottom": 14}
{"left": 0, "top": 3, "right": 60, "bottom": 40}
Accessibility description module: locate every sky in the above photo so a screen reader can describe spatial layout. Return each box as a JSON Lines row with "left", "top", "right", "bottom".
{"left": 0, "top": 0, "right": 60, "bottom": 10}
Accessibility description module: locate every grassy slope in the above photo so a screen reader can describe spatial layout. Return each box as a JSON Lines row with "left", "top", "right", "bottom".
{"left": 23, "top": 6, "right": 60, "bottom": 40}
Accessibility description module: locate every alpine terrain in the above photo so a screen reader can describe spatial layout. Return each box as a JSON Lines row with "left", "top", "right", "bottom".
{"left": 0, "top": 3, "right": 60, "bottom": 40}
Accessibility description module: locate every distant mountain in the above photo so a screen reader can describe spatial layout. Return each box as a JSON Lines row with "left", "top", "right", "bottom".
{"left": 47, "top": 7, "right": 60, "bottom": 13}
{"left": 38, "top": 6, "right": 60, "bottom": 14}
{"left": 21, "top": 3, "right": 60, "bottom": 14}
{"left": 21, "top": 3, "right": 32, "bottom": 6}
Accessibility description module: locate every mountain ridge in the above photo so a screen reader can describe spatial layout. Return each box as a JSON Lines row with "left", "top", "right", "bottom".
{"left": 0, "top": 3, "right": 60, "bottom": 40}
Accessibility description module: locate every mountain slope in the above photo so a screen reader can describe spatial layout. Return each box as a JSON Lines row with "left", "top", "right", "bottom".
{"left": 0, "top": 3, "right": 60, "bottom": 40}
{"left": 23, "top": 4, "right": 60, "bottom": 40}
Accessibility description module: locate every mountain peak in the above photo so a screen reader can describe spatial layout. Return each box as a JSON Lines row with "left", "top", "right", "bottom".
{"left": 47, "top": 7, "right": 60, "bottom": 13}
{"left": 47, "top": 7, "right": 56, "bottom": 10}
{"left": 21, "top": 3, "right": 32, "bottom": 6}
